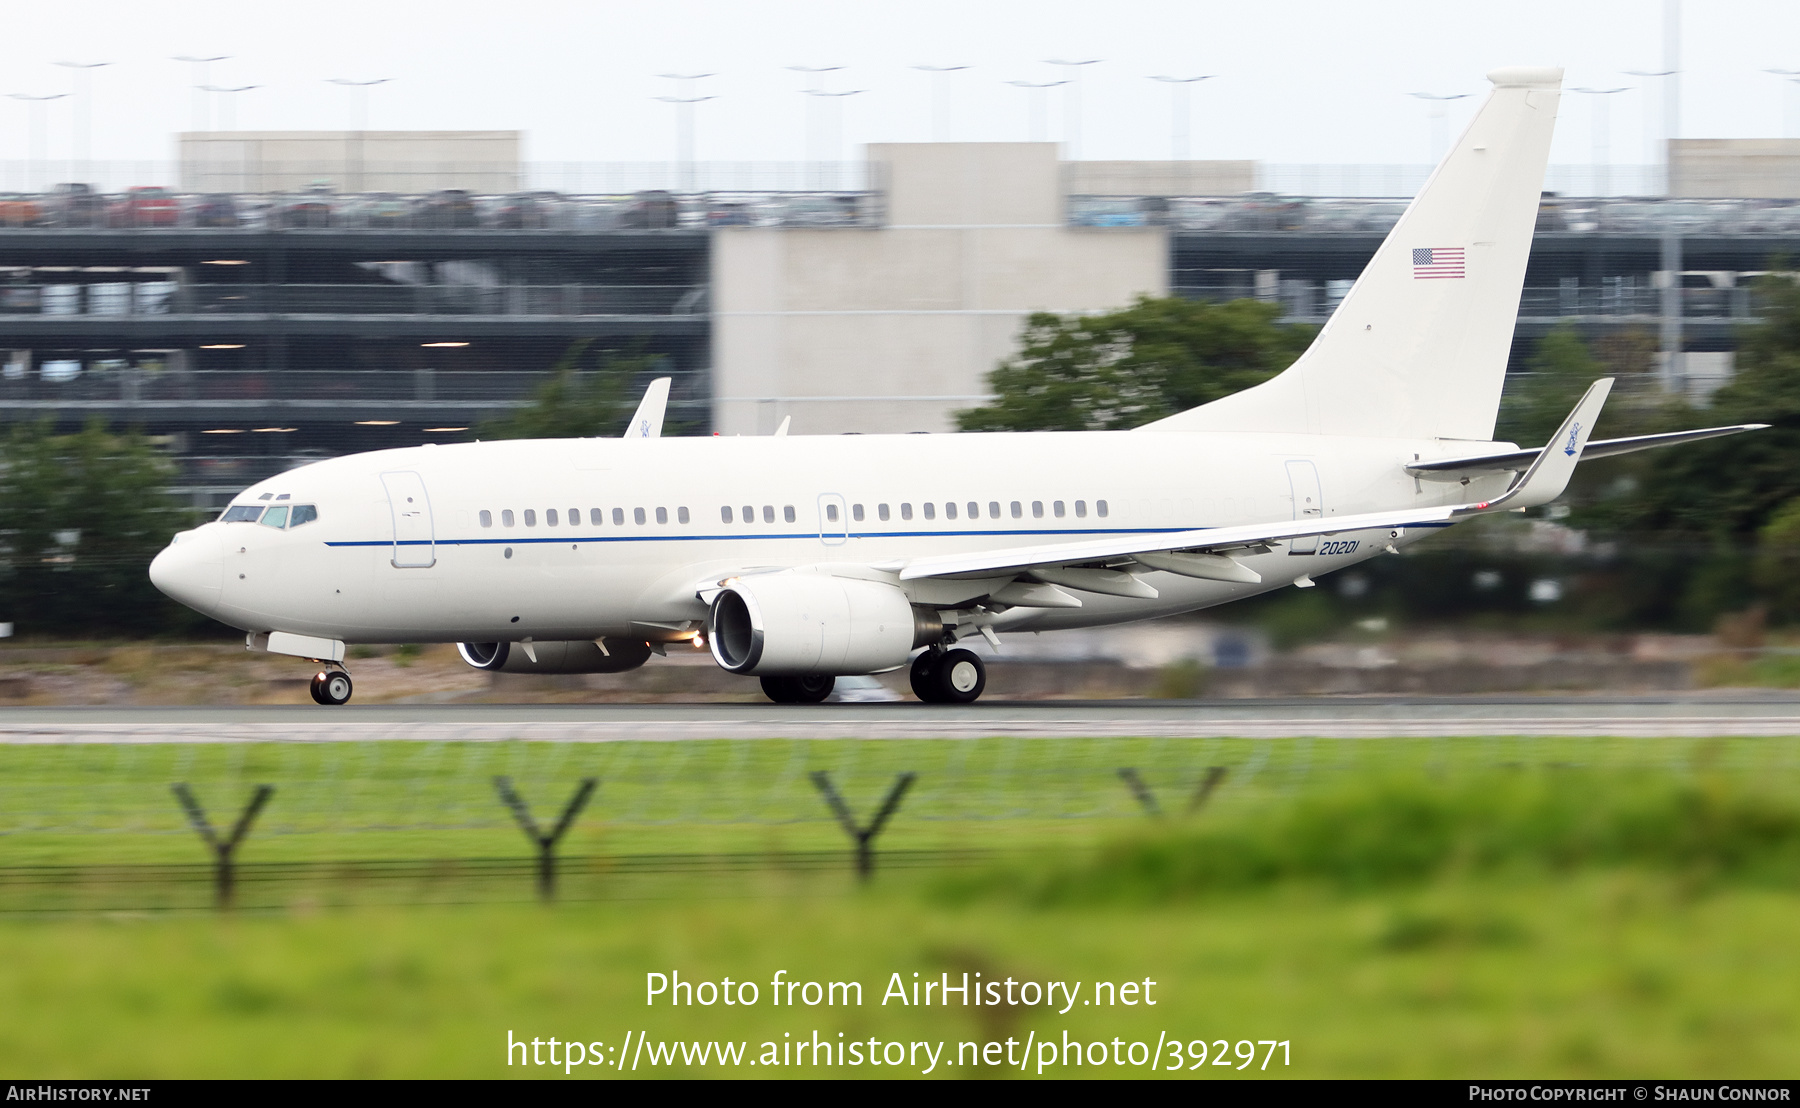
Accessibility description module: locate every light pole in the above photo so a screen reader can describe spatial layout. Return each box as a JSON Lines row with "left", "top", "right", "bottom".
{"left": 327, "top": 77, "right": 393, "bottom": 133}
{"left": 1409, "top": 92, "right": 1469, "bottom": 164}
{"left": 1150, "top": 75, "right": 1214, "bottom": 162}
{"left": 173, "top": 56, "right": 230, "bottom": 132}
{"left": 1571, "top": 87, "right": 1629, "bottom": 196}
{"left": 1006, "top": 80, "right": 1066, "bottom": 143}
{"left": 54, "top": 61, "right": 111, "bottom": 185}
{"left": 8, "top": 93, "right": 68, "bottom": 191}
{"left": 656, "top": 73, "right": 715, "bottom": 192}
{"left": 912, "top": 64, "right": 968, "bottom": 142}
{"left": 202, "top": 85, "right": 260, "bottom": 133}
{"left": 1046, "top": 59, "right": 1100, "bottom": 159}
{"left": 802, "top": 89, "right": 863, "bottom": 189}
{"left": 1766, "top": 68, "right": 1800, "bottom": 138}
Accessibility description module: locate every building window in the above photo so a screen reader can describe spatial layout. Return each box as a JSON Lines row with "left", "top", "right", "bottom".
{"left": 523, "top": 509, "right": 537, "bottom": 527}
{"left": 1075, "top": 500, "right": 1087, "bottom": 518}
{"left": 546, "top": 509, "right": 559, "bottom": 526}
{"left": 1010, "top": 501, "right": 1022, "bottom": 519}
{"left": 783, "top": 505, "right": 796, "bottom": 523}
{"left": 1053, "top": 501, "right": 1066, "bottom": 518}
{"left": 1097, "top": 500, "right": 1109, "bottom": 518}
{"left": 900, "top": 503, "right": 912, "bottom": 521}
{"left": 945, "top": 502, "right": 957, "bottom": 520}
{"left": 502, "top": 510, "right": 515, "bottom": 527}
{"left": 678, "top": 506, "right": 690, "bottom": 524}
{"left": 480, "top": 510, "right": 493, "bottom": 528}
{"left": 825, "top": 503, "right": 839, "bottom": 522}
{"left": 852, "top": 503, "right": 864, "bottom": 522}
{"left": 763, "top": 505, "right": 774, "bottom": 523}
{"left": 612, "top": 507, "right": 625, "bottom": 526}
{"left": 1032, "top": 501, "right": 1044, "bottom": 518}
{"left": 923, "top": 503, "right": 935, "bottom": 520}
{"left": 635, "top": 508, "right": 647, "bottom": 525}
{"left": 878, "top": 503, "right": 890, "bottom": 521}
{"left": 722, "top": 506, "right": 734, "bottom": 523}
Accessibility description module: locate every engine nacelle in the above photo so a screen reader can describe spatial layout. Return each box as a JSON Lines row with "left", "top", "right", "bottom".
{"left": 456, "top": 638, "right": 654, "bottom": 674}
{"left": 707, "top": 574, "right": 942, "bottom": 676}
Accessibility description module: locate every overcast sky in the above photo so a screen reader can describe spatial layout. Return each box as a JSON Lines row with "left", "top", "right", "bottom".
{"left": 3, "top": 0, "right": 1799, "bottom": 169}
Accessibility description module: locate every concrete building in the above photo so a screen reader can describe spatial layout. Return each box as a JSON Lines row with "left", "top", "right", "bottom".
{"left": 179, "top": 131, "right": 522, "bottom": 193}
{"left": 1671, "top": 139, "right": 1800, "bottom": 200}
{"left": 711, "top": 143, "right": 1168, "bottom": 435}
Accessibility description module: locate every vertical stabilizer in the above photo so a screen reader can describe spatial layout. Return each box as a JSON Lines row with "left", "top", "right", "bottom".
{"left": 1140, "top": 67, "right": 1562, "bottom": 440}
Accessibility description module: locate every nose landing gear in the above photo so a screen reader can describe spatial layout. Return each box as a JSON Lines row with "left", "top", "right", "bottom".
{"left": 910, "top": 647, "right": 986, "bottom": 704}
{"left": 309, "top": 668, "right": 353, "bottom": 706}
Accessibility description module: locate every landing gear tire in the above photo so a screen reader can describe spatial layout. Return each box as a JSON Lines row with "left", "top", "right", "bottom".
{"left": 310, "top": 670, "right": 353, "bottom": 706}
{"left": 760, "top": 674, "right": 835, "bottom": 704}
{"left": 932, "top": 648, "right": 986, "bottom": 704}
{"left": 910, "top": 650, "right": 943, "bottom": 702}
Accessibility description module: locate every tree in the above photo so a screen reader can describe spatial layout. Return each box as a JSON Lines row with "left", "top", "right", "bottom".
{"left": 478, "top": 340, "right": 668, "bottom": 440}
{"left": 1495, "top": 322, "right": 1604, "bottom": 447}
{"left": 955, "top": 295, "right": 1315, "bottom": 432}
{"left": 0, "top": 420, "right": 195, "bottom": 632}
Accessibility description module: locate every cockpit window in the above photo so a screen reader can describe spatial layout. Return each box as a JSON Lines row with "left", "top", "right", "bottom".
{"left": 259, "top": 506, "right": 290, "bottom": 529}
{"left": 289, "top": 505, "right": 318, "bottom": 527}
{"left": 220, "top": 505, "right": 263, "bottom": 523}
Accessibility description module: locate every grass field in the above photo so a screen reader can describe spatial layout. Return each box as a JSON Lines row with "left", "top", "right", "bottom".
{"left": 2, "top": 735, "right": 1798, "bottom": 1078}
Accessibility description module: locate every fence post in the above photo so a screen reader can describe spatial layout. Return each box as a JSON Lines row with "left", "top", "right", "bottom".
{"left": 493, "top": 776, "right": 598, "bottom": 902}
{"left": 1118, "top": 766, "right": 1230, "bottom": 818}
{"left": 808, "top": 770, "right": 915, "bottom": 879}
{"left": 170, "top": 783, "right": 274, "bottom": 909}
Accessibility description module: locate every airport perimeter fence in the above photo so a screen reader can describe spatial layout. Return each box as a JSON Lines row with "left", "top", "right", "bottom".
{"left": 2, "top": 732, "right": 1797, "bottom": 913}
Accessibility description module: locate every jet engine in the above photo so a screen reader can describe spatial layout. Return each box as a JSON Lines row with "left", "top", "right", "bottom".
{"left": 456, "top": 638, "right": 654, "bottom": 674}
{"left": 707, "top": 574, "right": 943, "bottom": 676}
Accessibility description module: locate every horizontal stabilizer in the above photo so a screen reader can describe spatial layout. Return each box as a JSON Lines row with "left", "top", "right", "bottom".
{"left": 1409, "top": 422, "right": 1770, "bottom": 478}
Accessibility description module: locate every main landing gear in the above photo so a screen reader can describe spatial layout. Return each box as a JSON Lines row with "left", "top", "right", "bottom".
{"left": 761, "top": 674, "right": 835, "bottom": 704}
{"left": 911, "top": 647, "right": 986, "bottom": 704}
{"left": 309, "top": 668, "right": 353, "bottom": 706}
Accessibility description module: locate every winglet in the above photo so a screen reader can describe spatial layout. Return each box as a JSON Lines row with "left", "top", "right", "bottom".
{"left": 1458, "top": 377, "right": 1613, "bottom": 514}
{"left": 624, "top": 377, "right": 672, "bottom": 439}
{"left": 773, "top": 415, "right": 792, "bottom": 437}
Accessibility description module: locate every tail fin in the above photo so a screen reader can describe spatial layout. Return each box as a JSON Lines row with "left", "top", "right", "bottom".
{"left": 1140, "top": 66, "right": 1562, "bottom": 441}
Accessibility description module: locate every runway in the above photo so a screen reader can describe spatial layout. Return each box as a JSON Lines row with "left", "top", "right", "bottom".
{"left": 4, "top": 693, "right": 1800, "bottom": 741}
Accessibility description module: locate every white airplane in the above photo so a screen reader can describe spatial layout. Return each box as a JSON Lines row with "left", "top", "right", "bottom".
{"left": 150, "top": 67, "right": 1762, "bottom": 706}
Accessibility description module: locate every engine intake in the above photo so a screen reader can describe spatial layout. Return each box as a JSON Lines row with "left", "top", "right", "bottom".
{"left": 456, "top": 638, "right": 653, "bottom": 674}
{"left": 707, "top": 574, "right": 942, "bottom": 676}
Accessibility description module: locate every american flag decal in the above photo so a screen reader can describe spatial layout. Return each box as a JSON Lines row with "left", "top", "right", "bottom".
{"left": 1412, "top": 246, "right": 1466, "bottom": 279}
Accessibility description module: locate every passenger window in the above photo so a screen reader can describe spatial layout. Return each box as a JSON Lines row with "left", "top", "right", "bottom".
{"left": 901, "top": 503, "right": 913, "bottom": 521}
{"left": 590, "top": 508, "right": 602, "bottom": 526}
{"left": 655, "top": 507, "right": 668, "bottom": 524}
{"left": 968, "top": 502, "right": 979, "bottom": 519}
{"left": 763, "top": 505, "right": 774, "bottom": 523}
{"left": 988, "top": 501, "right": 1000, "bottom": 519}
{"left": 612, "top": 508, "right": 625, "bottom": 526}
{"left": 783, "top": 505, "right": 796, "bottom": 523}
{"left": 1054, "top": 501, "right": 1066, "bottom": 518}
{"left": 259, "top": 506, "right": 289, "bottom": 529}
{"left": 826, "top": 503, "right": 839, "bottom": 522}
{"left": 923, "top": 503, "right": 936, "bottom": 520}
{"left": 479, "top": 510, "right": 492, "bottom": 528}
{"left": 1032, "top": 501, "right": 1044, "bottom": 518}
{"left": 547, "top": 509, "right": 559, "bottom": 526}
{"left": 878, "top": 504, "right": 890, "bottom": 521}
{"left": 722, "top": 506, "right": 733, "bottom": 523}
{"left": 1075, "top": 500, "right": 1087, "bottom": 518}
{"left": 678, "top": 506, "right": 690, "bottom": 524}
{"left": 1097, "top": 500, "right": 1109, "bottom": 518}
{"left": 569, "top": 508, "right": 579, "bottom": 525}
{"left": 742, "top": 505, "right": 754, "bottom": 523}
{"left": 220, "top": 505, "right": 263, "bottom": 523}
{"left": 502, "top": 510, "right": 516, "bottom": 527}
{"left": 524, "top": 509, "right": 537, "bottom": 527}
{"left": 1010, "top": 501, "right": 1022, "bottom": 519}
{"left": 945, "top": 502, "right": 957, "bottom": 520}
{"left": 852, "top": 504, "right": 864, "bottom": 522}
{"left": 289, "top": 504, "right": 318, "bottom": 527}
{"left": 635, "top": 508, "right": 647, "bottom": 525}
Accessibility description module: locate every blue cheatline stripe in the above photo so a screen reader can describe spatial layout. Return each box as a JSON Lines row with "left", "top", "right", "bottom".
{"left": 324, "top": 519, "right": 1458, "bottom": 549}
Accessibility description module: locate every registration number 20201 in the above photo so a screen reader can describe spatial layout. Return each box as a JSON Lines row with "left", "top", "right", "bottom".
{"left": 1317, "top": 539, "right": 1360, "bottom": 556}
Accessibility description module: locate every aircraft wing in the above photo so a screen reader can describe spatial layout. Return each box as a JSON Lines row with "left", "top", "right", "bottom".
{"left": 898, "top": 380, "right": 1621, "bottom": 584}
{"left": 1408, "top": 422, "right": 1768, "bottom": 478}
{"left": 623, "top": 377, "right": 672, "bottom": 439}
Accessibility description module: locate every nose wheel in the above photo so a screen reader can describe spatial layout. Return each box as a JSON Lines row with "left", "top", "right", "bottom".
{"left": 310, "top": 669, "right": 353, "bottom": 706}
{"left": 910, "top": 647, "right": 986, "bottom": 704}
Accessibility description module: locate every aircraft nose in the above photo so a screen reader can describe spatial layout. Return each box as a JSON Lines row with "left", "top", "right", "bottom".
{"left": 149, "top": 527, "right": 224, "bottom": 614}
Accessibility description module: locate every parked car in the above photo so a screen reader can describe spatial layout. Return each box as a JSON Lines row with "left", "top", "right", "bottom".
{"left": 354, "top": 192, "right": 412, "bottom": 228}
{"left": 414, "top": 189, "right": 479, "bottom": 228}
{"left": 618, "top": 189, "right": 680, "bottom": 229}
{"left": 0, "top": 193, "right": 43, "bottom": 227}
{"left": 706, "top": 201, "right": 754, "bottom": 226}
{"left": 275, "top": 185, "right": 335, "bottom": 228}
{"left": 491, "top": 191, "right": 559, "bottom": 229}
{"left": 47, "top": 183, "right": 104, "bottom": 227}
{"left": 189, "top": 194, "right": 240, "bottom": 228}
{"left": 106, "top": 186, "right": 180, "bottom": 228}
